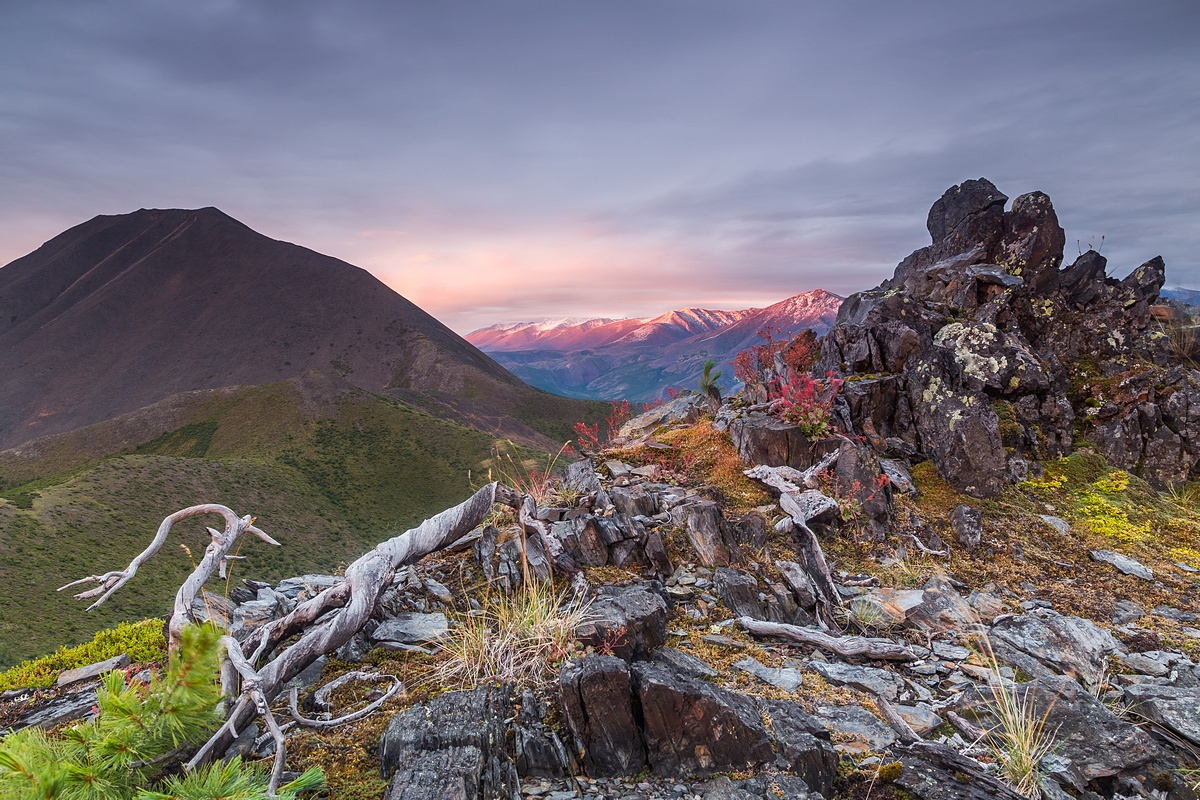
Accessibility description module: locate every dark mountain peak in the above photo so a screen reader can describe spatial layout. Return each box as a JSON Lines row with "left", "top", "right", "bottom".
{"left": 0, "top": 208, "right": 528, "bottom": 448}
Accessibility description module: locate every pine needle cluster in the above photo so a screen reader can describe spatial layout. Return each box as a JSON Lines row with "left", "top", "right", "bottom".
{"left": 0, "top": 623, "right": 323, "bottom": 800}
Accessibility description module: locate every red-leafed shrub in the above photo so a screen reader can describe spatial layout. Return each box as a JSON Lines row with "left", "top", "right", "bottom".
{"left": 774, "top": 370, "right": 843, "bottom": 439}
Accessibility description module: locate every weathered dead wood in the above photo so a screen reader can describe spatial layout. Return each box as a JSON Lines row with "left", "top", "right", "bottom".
{"left": 873, "top": 694, "right": 921, "bottom": 744}
{"left": 946, "top": 710, "right": 986, "bottom": 743}
{"left": 785, "top": 511, "right": 843, "bottom": 630}
{"left": 747, "top": 458, "right": 843, "bottom": 629}
{"left": 197, "top": 483, "right": 503, "bottom": 772}
{"left": 738, "top": 617, "right": 918, "bottom": 662}
{"left": 288, "top": 671, "right": 403, "bottom": 730}
{"left": 743, "top": 449, "right": 840, "bottom": 494}
{"left": 59, "top": 504, "right": 280, "bottom": 650}
{"left": 63, "top": 482, "right": 543, "bottom": 787}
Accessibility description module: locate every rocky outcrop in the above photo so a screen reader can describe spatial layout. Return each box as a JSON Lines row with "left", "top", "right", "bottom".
{"left": 820, "top": 178, "right": 1198, "bottom": 494}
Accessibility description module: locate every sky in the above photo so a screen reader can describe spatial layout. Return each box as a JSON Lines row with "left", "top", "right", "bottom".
{"left": 1, "top": 1, "right": 1198, "bottom": 334}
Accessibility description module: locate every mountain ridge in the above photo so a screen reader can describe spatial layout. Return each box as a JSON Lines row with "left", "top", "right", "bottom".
{"left": 466, "top": 289, "right": 842, "bottom": 400}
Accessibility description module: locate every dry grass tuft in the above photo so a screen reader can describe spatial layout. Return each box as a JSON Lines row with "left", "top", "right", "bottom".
{"left": 436, "top": 580, "right": 591, "bottom": 689}
{"left": 972, "top": 639, "right": 1060, "bottom": 798}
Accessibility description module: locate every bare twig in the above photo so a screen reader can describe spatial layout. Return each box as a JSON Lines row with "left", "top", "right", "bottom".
{"left": 59, "top": 504, "right": 279, "bottom": 650}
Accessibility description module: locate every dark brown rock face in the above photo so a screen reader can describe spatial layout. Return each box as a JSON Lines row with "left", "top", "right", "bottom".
{"left": 558, "top": 655, "right": 647, "bottom": 776}
{"left": 821, "top": 178, "right": 1197, "bottom": 494}
{"left": 632, "top": 660, "right": 775, "bottom": 777}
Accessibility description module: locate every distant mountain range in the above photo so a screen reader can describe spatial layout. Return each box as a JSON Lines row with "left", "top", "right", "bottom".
{"left": 1163, "top": 287, "right": 1200, "bottom": 306}
{"left": 467, "top": 290, "right": 843, "bottom": 401}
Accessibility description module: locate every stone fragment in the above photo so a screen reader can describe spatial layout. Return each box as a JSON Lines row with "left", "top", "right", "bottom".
{"left": 1112, "top": 599, "right": 1146, "bottom": 625}
{"left": 1089, "top": 549, "right": 1153, "bottom": 581}
{"left": 632, "top": 660, "right": 775, "bottom": 777}
{"left": 776, "top": 560, "right": 817, "bottom": 609}
{"left": 894, "top": 704, "right": 944, "bottom": 736}
{"left": 13, "top": 688, "right": 98, "bottom": 730}
{"left": 371, "top": 612, "right": 450, "bottom": 645}
{"left": 379, "top": 684, "right": 519, "bottom": 799}
{"left": 808, "top": 660, "right": 906, "bottom": 701}
{"left": 618, "top": 393, "right": 705, "bottom": 439}
{"left": 727, "top": 412, "right": 818, "bottom": 470}
{"left": 948, "top": 504, "right": 982, "bottom": 553}
{"left": 1039, "top": 515, "right": 1070, "bottom": 535}
{"left": 57, "top": 654, "right": 130, "bottom": 687}
{"left": 275, "top": 574, "right": 340, "bottom": 601}
{"left": 989, "top": 611, "right": 1123, "bottom": 690}
{"left": 575, "top": 584, "right": 667, "bottom": 662}
{"left": 685, "top": 503, "right": 736, "bottom": 567}
{"left": 655, "top": 647, "right": 718, "bottom": 679}
{"left": 1121, "top": 683, "right": 1200, "bottom": 748}
{"left": 713, "top": 567, "right": 767, "bottom": 620}
{"left": 880, "top": 458, "right": 915, "bottom": 493}
{"left": 902, "top": 575, "right": 975, "bottom": 635}
{"left": 643, "top": 531, "right": 674, "bottom": 577}
{"left": 734, "top": 656, "right": 804, "bottom": 693}
{"left": 607, "top": 484, "right": 658, "bottom": 518}
{"left": 551, "top": 517, "right": 609, "bottom": 567}
{"left": 814, "top": 705, "right": 896, "bottom": 750}
{"left": 564, "top": 458, "right": 602, "bottom": 494}
{"left": 755, "top": 698, "right": 838, "bottom": 796}
{"left": 603, "top": 460, "right": 632, "bottom": 479}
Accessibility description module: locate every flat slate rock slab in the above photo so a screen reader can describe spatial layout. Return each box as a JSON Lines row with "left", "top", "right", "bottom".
{"left": 808, "top": 660, "right": 905, "bottom": 701}
{"left": 1089, "top": 549, "right": 1153, "bottom": 580}
{"left": 371, "top": 612, "right": 450, "bottom": 645}
{"left": 13, "top": 688, "right": 98, "bottom": 731}
{"left": 1122, "top": 683, "right": 1200, "bottom": 748}
{"left": 57, "top": 653, "right": 129, "bottom": 687}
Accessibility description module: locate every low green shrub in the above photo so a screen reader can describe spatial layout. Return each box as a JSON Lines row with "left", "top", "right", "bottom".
{"left": 0, "top": 619, "right": 166, "bottom": 690}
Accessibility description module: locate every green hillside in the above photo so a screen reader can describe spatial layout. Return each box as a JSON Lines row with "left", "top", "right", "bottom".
{"left": 0, "top": 378, "right": 601, "bottom": 667}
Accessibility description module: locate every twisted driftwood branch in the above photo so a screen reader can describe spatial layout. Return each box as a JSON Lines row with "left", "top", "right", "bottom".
{"left": 62, "top": 482, "right": 557, "bottom": 781}
{"left": 195, "top": 483, "right": 505, "bottom": 768}
{"left": 59, "top": 504, "right": 280, "bottom": 650}
{"left": 287, "top": 672, "right": 403, "bottom": 729}
{"left": 746, "top": 456, "right": 843, "bottom": 629}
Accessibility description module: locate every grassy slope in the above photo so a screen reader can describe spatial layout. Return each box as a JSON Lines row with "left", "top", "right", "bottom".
{"left": 0, "top": 379, "right": 583, "bottom": 667}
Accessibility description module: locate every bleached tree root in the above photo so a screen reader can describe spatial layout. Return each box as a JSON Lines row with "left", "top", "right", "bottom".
{"left": 738, "top": 616, "right": 918, "bottom": 662}
{"left": 746, "top": 456, "right": 844, "bottom": 629}
{"left": 288, "top": 672, "right": 403, "bottom": 730}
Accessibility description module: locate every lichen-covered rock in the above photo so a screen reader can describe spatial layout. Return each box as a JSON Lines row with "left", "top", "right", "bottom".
{"left": 989, "top": 610, "right": 1123, "bottom": 690}
{"left": 948, "top": 504, "right": 983, "bottom": 553}
{"left": 818, "top": 178, "right": 1193, "bottom": 494}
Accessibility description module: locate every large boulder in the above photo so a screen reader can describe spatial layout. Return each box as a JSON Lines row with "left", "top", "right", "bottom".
{"left": 575, "top": 584, "right": 668, "bottom": 662}
{"left": 378, "top": 685, "right": 520, "bottom": 799}
{"left": 632, "top": 660, "right": 776, "bottom": 777}
{"left": 989, "top": 611, "right": 1123, "bottom": 690}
